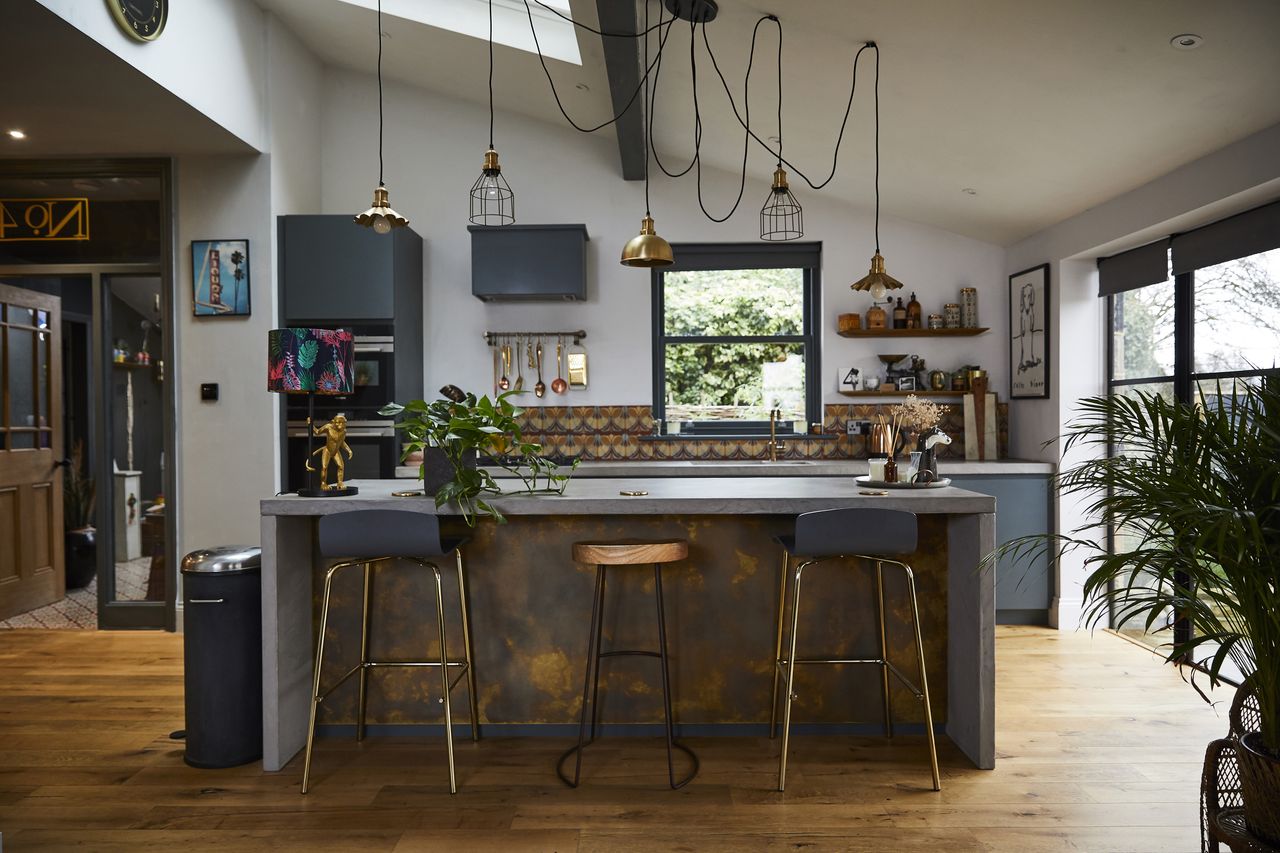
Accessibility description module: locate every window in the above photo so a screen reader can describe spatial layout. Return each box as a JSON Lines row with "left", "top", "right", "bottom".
{"left": 652, "top": 244, "right": 821, "bottom": 435}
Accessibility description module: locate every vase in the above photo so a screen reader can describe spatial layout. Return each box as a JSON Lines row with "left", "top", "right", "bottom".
{"left": 65, "top": 528, "right": 97, "bottom": 589}
{"left": 1239, "top": 732, "right": 1280, "bottom": 844}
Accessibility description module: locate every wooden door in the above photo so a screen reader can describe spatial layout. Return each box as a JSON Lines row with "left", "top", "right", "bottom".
{"left": 0, "top": 282, "right": 63, "bottom": 620}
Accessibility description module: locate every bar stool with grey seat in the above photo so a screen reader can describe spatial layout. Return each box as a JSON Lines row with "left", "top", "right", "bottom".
{"left": 301, "top": 509, "right": 479, "bottom": 795}
{"left": 557, "top": 539, "right": 699, "bottom": 790}
{"left": 769, "top": 507, "right": 941, "bottom": 792}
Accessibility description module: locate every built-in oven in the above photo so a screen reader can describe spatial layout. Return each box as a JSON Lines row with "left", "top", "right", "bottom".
{"left": 285, "top": 419, "right": 398, "bottom": 491}
{"left": 286, "top": 335, "right": 396, "bottom": 421}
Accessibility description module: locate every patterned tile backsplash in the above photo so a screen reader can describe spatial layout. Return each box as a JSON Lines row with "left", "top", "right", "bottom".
{"left": 514, "top": 404, "right": 1009, "bottom": 461}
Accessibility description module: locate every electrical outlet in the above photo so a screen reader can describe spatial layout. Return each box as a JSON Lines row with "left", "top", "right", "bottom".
{"left": 846, "top": 419, "right": 871, "bottom": 436}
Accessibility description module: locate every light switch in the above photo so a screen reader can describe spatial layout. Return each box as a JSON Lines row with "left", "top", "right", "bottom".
{"left": 200, "top": 383, "right": 219, "bottom": 402}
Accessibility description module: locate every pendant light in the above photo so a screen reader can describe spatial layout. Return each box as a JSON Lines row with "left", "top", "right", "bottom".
{"left": 849, "top": 48, "right": 899, "bottom": 299}
{"left": 760, "top": 25, "right": 802, "bottom": 241}
{"left": 354, "top": 0, "right": 408, "bottom": 233}
{"left": 621, "top": 0, "right": 673, "bottom": 267}
{"left": 469, "top": 0, "right": 515, "bottom": 226}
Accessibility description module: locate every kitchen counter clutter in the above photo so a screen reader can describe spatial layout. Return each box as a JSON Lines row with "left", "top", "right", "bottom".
{"left": 260, "top": 478, "right": 995, "bottom": 776}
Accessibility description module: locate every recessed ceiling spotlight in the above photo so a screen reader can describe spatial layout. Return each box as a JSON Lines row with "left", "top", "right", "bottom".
{"left": 1170, "top": 33, "right": 1203, "bottom": 50}
{"left": 7, "top": 129, "right": 26, "bottom": 140}
{"left": 961, "top": 187, "right": 977, "bottom": 195}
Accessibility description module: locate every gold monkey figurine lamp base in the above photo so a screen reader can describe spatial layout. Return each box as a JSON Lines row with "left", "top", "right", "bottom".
{"left": 298, "top": 392, "right": 358, "bottom": 498}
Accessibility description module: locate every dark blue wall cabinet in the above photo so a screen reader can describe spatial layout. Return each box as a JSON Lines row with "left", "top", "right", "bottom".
{"left": 469, "top": 224, "right": 589, "bottom": 302}
{"left": 951, "top": 474, "right": 1054, "bottom": 626}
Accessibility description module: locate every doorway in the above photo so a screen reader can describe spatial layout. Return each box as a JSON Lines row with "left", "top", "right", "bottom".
{"left": 0, "top": 161, "right": 176, "bottom": 630}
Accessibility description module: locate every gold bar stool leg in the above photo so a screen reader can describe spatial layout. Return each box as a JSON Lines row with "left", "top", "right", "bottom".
{"left": 429, "top": 563, "right": 457, "bottom": 795}
{"left": 769, "top": 550, "right": 789, "bottom": 740}
{"left": 454, "top": 548, "right": 480, "bottom": 742}
{"left": 903, "top": 563, "right": 941, "bottom": 791}
{"left": 356, "top": 562, "right": 373, "bottom": 742}
{"left": 875, "top": 560, "right": 894, "bottom": 739}
{"left": 778, "top": 561, "right": 807, "bottom": 792}
{"left": 302, "top": 566, "right": 339, "bottom": 795}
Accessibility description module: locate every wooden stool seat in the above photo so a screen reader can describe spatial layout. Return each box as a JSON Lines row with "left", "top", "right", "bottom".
{"left": 572, "top": 539, "right": 688, "bottom": 565}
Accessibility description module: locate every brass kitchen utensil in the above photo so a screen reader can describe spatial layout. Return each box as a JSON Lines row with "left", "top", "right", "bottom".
{"left": 534, "top": 339, "right": 546, "bottom": 398}
{"left": 551, "top": 336, "right": 568, "bottom": 394}
{"left": 498, "top": 341, "right": 511, "bottom": 391}
{"left": 567, "top": 339, "right": 588, "bottom": 388}
{"left": 514, "top": 335, "right": 525, "bottom": 392}
{"left": 492, "top": 345, "right": 500, "bottom": 397}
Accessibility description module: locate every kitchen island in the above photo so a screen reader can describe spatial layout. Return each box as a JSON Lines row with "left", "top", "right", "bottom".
{"left": 260, "top": 478, "right": 996, "bottom": 774}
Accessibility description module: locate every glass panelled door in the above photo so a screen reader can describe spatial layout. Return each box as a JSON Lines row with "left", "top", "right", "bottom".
{"left": 0, "top": 281, "right": 64, "bottom": 620}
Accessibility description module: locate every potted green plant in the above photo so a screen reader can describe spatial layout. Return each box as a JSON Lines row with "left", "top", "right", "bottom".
{"left": 379, "top": 386, "right": 573, "bottom": 525}
{"left": 63, "top": 439, "right": 97, "bottom": 589}
{"left": 988, "top": 380, "right": 1280, "bottom": 843}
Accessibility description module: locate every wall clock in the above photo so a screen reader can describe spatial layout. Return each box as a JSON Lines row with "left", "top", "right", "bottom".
{"left": 106, "top": 0, "right": 168, "bottom": 42}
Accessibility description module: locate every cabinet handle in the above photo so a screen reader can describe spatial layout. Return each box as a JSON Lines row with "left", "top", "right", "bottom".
{"left": 188, "top": 598, "right": 225, "bottom": 604}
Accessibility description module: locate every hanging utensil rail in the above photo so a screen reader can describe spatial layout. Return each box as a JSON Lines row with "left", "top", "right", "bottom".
{"left": 484, "top": 330, "right": 586, "bottom": 346}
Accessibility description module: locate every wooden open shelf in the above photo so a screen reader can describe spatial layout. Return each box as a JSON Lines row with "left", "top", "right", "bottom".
{"left": 112, "top": 361, "right": 154, "bottom": 370}
{"left": 836, "top": 327, "right": 989, "bottom": 338}
{"left": 838, "top": 390, "right": 964, "bottom": 398}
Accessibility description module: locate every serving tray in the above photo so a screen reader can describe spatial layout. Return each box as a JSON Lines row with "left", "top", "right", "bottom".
{"left": 855, "top": 475, "right": 952, "bottom": 490}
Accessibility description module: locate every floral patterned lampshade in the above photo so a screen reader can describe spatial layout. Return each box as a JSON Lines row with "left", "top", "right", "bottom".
{"left": 267, "top": 328, "right": 355, "bottom": 395}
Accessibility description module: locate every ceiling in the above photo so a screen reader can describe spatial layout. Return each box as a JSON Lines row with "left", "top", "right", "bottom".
{"left": 256, "top": 0, "right": 1280, "bottom": 246}
{"left": 0, "top": 2, "right": 251, "bottom": 158}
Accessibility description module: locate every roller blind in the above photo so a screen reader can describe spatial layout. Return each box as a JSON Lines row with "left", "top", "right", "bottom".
{"left": 1171, "top": 199, "right": 1280, "bottom": 275}
{"left": 1097, "top": 239, "right": 1169, "bottom": 297}
{"left": 665, "top": 242, "right": 821, "bottom": 271}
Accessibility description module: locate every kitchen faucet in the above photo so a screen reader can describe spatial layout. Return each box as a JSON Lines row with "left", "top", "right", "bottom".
{"left": 769, "top": 408, "right": 786, "bottom": 462}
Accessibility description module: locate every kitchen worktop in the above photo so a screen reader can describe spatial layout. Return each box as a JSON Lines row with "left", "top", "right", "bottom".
{"left": 263, "top": 476, "right": 998, "bottom": 516}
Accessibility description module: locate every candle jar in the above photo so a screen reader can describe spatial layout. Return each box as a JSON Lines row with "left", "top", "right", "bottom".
{"left": 927, "top": 313, "right": 943, "bottom": 330}
{"left": 960, "top": 287, "right": 979, "bottom": 328}
{"left": 943, "top": 303, "right": 962, "bottom": 329}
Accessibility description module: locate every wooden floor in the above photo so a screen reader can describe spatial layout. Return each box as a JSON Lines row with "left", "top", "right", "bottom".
{"left": 0, "top": 626, "right": 1225, "bottom": 852}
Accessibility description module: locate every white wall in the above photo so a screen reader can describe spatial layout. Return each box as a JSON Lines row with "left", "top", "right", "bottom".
{"left": 1004, "top": 121, "right": 1280, "bottom": 629}
{"left": 36, "top": 0, "right": 269, "bottom": 152}
{"left": 318, "top": 68, "right": 1008, "bottom": 408}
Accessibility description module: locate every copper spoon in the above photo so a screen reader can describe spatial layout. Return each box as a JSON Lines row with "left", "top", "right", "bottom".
{"left": 534, "top": 339, "right": 546, "bottom": 398}
{"left": 551, "top": 337, "right": 568, "bottom": 394}
{"left": 514, "top": 336, "right": 524, "bottom": 392}
{"left": 498, "top": 343, "right": 511, "bottom": 391}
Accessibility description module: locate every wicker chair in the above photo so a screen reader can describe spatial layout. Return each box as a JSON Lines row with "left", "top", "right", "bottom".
{"left": 1202, "top": 680, "right": 1274, "bottom": 852}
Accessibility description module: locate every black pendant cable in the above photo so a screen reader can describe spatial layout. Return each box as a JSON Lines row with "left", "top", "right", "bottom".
{"left": 355, "top": 0, "right": 409, "bottom": 232}
{"left": 469, "top": 0, "right": 515, "bottom": 225}
{"left": 523, "top": 1, "right": 877, "bottom": 236}
{"left": 759, "top": 18, "right": 801, "bottom": 240}
{"left": 620, "top": 0, "right": 673, "bottom": 267}
{"left": 848, "top": 46, "right": 902, "bottom": 298}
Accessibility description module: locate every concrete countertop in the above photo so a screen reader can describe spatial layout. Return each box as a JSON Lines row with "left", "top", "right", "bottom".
{"left": 263, "top": 476, "right": 997, "bottom": 516}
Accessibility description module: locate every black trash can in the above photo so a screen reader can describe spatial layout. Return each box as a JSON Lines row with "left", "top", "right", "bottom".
{"left": 181, "top": 545, "right": 263, "bottom": 768}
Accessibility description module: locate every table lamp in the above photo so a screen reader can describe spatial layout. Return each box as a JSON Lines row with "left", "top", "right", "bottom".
{"left": 267, "top": 328, "right": 358, "bottom": 497}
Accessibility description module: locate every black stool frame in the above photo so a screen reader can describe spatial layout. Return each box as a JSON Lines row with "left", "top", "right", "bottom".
{"left": 556, "top": 563, "right": 699, "bottom": 789}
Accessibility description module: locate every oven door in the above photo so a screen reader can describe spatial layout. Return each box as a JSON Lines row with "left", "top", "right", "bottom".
{"left": 286, "top": 422, "right": 397, "bottom": 492}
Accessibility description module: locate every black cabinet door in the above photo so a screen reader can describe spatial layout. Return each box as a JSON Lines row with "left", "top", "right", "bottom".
{"left": 280, "top": 215, "right": 395, "bottom": 321}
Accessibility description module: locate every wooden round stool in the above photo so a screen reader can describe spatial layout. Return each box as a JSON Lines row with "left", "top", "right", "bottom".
{"left": 557, "top": 539, "right": 698, "bottom": 790}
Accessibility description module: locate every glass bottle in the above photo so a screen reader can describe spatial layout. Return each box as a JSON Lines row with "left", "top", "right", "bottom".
{"left": 907, "top": 291, "right": 923, "bottom": 329}
{"left": 892, "top": 297, "right": 907, "bottom": 329}
{"left": 883, "top": 454, "right": 898, "bottom": 483}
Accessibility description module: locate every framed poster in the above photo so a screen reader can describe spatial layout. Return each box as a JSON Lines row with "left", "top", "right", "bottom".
{"left": 192, "top": 239, "right": 250, "bottom": 316}
{"left": 1009, "top": 263, "right": 1049, "bottom": 398}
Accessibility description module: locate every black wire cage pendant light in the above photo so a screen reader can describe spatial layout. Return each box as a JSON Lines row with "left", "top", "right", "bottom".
{"left": 621, "top": 0, "right": 673, "bottom": 267}
{"left": 759, "top": 23, "right": 801, "bottom": 241}
{"left": 469, "top": 0, "right": 515, "bottom": 226}
{"left": 355, "top": 0, "right": 409, "bottom": 233}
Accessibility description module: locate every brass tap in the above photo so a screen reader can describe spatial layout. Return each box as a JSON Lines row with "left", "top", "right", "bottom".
{"left": 769, "top": 408, "right": 786, "bottom": 462}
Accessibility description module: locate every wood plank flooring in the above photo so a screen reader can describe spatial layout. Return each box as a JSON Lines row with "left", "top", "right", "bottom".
{"left": 0, "top": 626, "right": 1226, "bottom": 851}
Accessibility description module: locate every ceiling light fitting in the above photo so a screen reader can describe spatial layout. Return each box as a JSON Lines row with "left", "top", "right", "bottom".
{"left": 1170, "top": 33, "right": 1203, "bottom": 50}
{"left": 622, "top": 0, "right": 672, "bottom": 267}
{"left": 849, "top": 46, "right": 902, "bottom": 298}
{"left": 7, "top": 129, "right": 26, "bottom": 140}
{"left": 470, "top": 0, "right": 516, "bottom": 226}
{"left": 355, "top": 0, "right": 408, "bottom": 233}
{"left": 522, "top": 1, "right": 879, "bottom": 257}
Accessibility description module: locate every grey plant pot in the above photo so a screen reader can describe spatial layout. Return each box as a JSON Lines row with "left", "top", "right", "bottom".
{"left": 422, "top": 447, "right": 478, "bottom": 496}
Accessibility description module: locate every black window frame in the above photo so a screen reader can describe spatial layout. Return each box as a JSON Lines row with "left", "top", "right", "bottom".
{"left": 651, "top": 243, "right": 822, "bottom": 436}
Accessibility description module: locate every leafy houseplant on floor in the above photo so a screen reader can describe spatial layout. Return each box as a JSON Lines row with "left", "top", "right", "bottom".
{"left": 63, "top": 439, "right": 97, "bottom": 589}
{"left": 987, "top": 380, "right": 1280, "bottom": 844}
{"left": 380, "top": 386, "right": 573, "bottom": 525}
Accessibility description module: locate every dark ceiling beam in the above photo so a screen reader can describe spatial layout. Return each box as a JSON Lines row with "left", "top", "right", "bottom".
{"left": 594, "top": 0, "right": 646, "bottom": 180}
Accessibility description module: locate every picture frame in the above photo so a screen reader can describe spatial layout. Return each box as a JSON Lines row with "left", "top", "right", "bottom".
{"left": 192, "top": 239, "right": 250, "bottom": 317}
{"left": 1009, "top": 263, "right": 1050, "bottom": 398}
{"left": 895, "top": 375, "right": 916, "bottom": 391}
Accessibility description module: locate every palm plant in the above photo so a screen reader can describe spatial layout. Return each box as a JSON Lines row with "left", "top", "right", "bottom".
{"left": 989, "top": 378, "right": 1280, "bottom": 755}
{"left": 63, "top": 439, "right": 96, "bottom": 530}
{"left": 380, "top": 388, "right": 573, "bottom": 525}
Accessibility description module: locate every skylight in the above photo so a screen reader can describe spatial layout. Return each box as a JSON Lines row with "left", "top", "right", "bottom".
{"left": 336, "top": 0, "right": 581, "bottom": 65}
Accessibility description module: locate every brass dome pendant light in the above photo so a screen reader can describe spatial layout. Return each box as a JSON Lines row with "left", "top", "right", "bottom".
{"left": 355, "top": 0, "right": 409, "bottom": 233}
{"left": 621, "top": 0, "right": 673, "bottom": 267}
{"left": 850, "top": 48, "right": 900, "bottom": 299}
{"left": 760, "top": 24, "right": 802, "bottom": 241}
{"left": 469, "top": 0, "right": 515, "bottom": 226}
